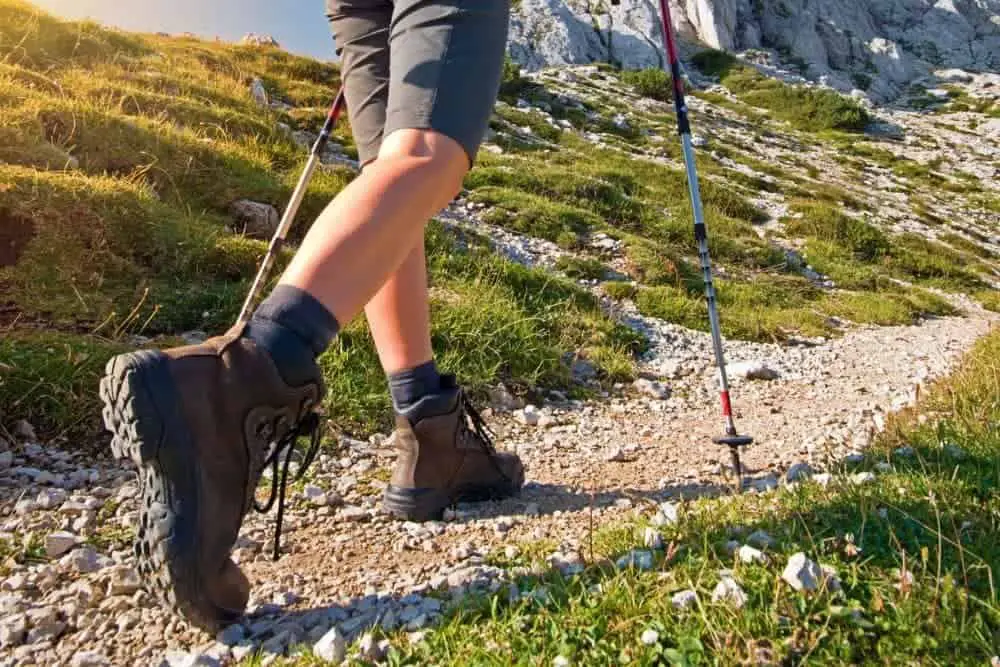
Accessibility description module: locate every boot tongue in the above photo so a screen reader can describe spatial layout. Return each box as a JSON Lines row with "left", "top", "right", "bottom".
{"left": 397, "top": 385, "right": 460, "bottom": 423}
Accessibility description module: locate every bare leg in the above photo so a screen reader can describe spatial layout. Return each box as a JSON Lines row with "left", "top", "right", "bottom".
{"left": 278, "top": 128, "right": 467, "bottom": 328}
{"left": 363, "top": 239, "right": 433, "bottom": 375}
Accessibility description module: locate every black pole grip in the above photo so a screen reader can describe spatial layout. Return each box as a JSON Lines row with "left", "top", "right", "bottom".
{"left": 669, "top": 61, "right": 692, "bottom": 136}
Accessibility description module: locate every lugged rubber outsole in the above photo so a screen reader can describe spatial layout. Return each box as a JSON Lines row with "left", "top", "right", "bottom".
{"left": 99, "top": 350, "right": 236, "bottom": 632}
{"left": 382, "top": 463, "right": 526, "bottom": 521}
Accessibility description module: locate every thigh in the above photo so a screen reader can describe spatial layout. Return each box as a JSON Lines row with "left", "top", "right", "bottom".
{"left": 325, "top": 0, "right": 393, "bottom": 166}
{"left": 385, "top": 0, "right": 511, "bottom": 166}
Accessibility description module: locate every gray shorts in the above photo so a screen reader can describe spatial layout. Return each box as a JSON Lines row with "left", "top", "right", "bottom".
{"left": 324, "top": 0, "right": 510, "bottom": 167}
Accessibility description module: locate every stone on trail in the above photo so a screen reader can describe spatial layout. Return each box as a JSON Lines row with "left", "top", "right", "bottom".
{"left": 813, "top": 473, "right": 833, "bottom": 486}
{"left": 747, "top": 530, "right": 776, "bottom": 549}
{"left": 616, "top": 549, "right": 654, "bottom": 571}
{"left": 13, "top": 419, "right": 36, "bottom": 441}
{"left": 45, "top": 531, "right": 79, "bottom": 558}
{"left": 785, "top": 462, "right": 813, "bottom": 483}
{"left": 36, "top": 488, "right": 68, "bottom": 509}
{"left": 302, "top": 484, "right": 330, "bottom": 506}
{"left": 749, "top": 475, "right": 778, "bottom": 493}
{"left": 359, "top": 632, "right": 389, "bottom": 661}
{"left": 851, "top": 471, "right": 876, "bottom": 485}
{"left": 108, "top": 566, "right": 141, "bottom": 596}
{"left": 0, "top": 613, "right": 26, "bottom": 648}
{"left": 71, "top": 651, "right": 112, "bottom": 667}
{"left": 655, "top": 501, "right": 679, "bottom": 525}
{"left": 782, "top": 552, "right": 838, "bottom": 593}
{"left": 25, "top": 606, "right": 66, "bottom": 643}
{"left": 228, "top": 199, "right": 279, "bottom": 239}
{"left": 633, "top": 378, "right": 671, "bottom": 400}
{"left": 671, "top": 589, "right": 698, "bottom": 610}
{"left": 515, "top": 404, "right": 541, "bottom": 426}
{"left": 727, "top": 361, "right": 780, "bottom": 381}
{"left": 314, "top": 625, "right": 347, "bottom": 663}
{"left": 642, "top": 527, "right": 664, "bottom": 550}
{"left": 711, "top": 576, "right": 747, "bottom": 608}
{"left": 604, "top": 445, "right": 635, "bottom": 463}
{"left": 158, "top": 651, "right": 220, "bottom": 667}
{"left": 738, "top": 545, "right": 768, "bottom": 565}
{"left": 63, "top": 545, "right": 102, "bottom": 573}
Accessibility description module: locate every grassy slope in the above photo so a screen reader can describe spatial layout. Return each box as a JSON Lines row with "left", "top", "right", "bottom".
{"left": 1, "top": 2, "right": 997, "bottom": 446}
{"left": 274, "top": 328, "right": 1000, "bottom": 666}
{"left": 0, "top": 0, "right": 641, "bottom": 442}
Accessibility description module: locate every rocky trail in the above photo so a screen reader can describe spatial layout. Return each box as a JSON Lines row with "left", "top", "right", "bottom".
{"left": 1, "top": 210, "right": 995, "bottom": 664}
{"left": 1, "top": 14, "right": 999, "bottom": 663}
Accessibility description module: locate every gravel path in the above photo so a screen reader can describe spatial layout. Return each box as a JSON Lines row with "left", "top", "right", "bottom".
{"left": 1, "top": 282, "right": 995, "bottom": 665}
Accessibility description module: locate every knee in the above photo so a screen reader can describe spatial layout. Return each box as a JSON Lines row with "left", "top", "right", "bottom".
{"left": 375, "top": 128, "right": 470, "bottom": 196}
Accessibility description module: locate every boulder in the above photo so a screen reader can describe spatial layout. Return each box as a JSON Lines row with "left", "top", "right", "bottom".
{"left": 229, "top": 199, "right": 279, "bottom": 239}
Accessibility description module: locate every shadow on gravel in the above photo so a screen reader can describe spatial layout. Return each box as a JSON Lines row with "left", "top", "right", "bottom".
{"left": 219, "top": 442, "right": 999, "bottom": 662}
{"left": 442, "top": 478, "right": 734, "bottom": 522}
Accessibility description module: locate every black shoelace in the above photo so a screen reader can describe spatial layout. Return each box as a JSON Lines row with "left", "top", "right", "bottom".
{"left": 458, "top": 394, "right": 513, "bottom": 483}
{"left": 253, "top": 412, "right": 322, "bottom": 561}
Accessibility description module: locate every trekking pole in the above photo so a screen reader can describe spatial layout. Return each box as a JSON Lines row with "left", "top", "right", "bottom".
{"left": 236, "top": 86, "right": 347, "bottom": 326}
{"left": 654, "top": 0, "right": 754, "bottom": 491}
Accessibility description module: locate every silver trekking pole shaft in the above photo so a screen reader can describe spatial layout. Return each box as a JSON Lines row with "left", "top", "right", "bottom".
{"left": 236, "top": 87, "right": 347, "bottom": 326}
{"left": 654, "top": 0, "right": 753, "bottom": 488}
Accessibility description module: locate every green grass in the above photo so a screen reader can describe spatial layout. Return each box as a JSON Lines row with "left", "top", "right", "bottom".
{"left": 620, "top": 68, "right": 672, "bottom": 102}
{"left": 785, "top": 201, "right": 889, "bottom": 261}
{"left": 691, "top": 49, "right": 870, "bottom": 133}
{"left": 277, "top": 327, "right": 1000, "bottom": 666}
{"left": 0, "top": 332, "right": 129, "bottom": 442}
{"left": 783, "top": 200, "right": 989, "bottom": 293}
{"left": 555, "top": 255, "right": 611, "bottom": 281}
{"left": 691, "top": 49, "right": 738, "bottom": 78}
{"left": 974, "top": 290, "right": 1000, "bottom": 313}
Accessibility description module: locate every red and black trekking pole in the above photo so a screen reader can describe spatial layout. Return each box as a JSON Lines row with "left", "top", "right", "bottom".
{"left": 653, "top": 0, "right": 754, "bottom": 489}
{"left": 236, "top": 86, "right": 347, "bottom": 326}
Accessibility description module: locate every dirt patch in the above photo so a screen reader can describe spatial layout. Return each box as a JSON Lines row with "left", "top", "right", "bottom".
{"left": 0, "top": 210, "right": 35, "bottom": 267}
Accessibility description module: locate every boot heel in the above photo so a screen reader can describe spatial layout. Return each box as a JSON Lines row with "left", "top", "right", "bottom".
{"left": 382, "top": 485, "right": 451, "bottom": 522}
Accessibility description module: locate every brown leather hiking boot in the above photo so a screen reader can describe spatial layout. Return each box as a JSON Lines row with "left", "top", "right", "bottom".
{"left": 98, "top": 325, "right": 324, "bottom": 632}
{"left": 382, "top": 375, "right": 525, "bottom": 521}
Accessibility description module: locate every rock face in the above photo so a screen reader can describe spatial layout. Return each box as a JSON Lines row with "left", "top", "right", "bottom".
{"left": 508, "top": 0, "right": 1000, "bottom": 101}
{"left": 242, "top": 33, "right": 280, "bottom": 48}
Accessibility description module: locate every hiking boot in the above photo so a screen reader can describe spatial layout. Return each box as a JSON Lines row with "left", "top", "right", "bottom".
{"left": 98, "top": 325, "right": 325, "bottom": 632}
{"left": 382, "top": 374, "right": 525, "bottom": 521}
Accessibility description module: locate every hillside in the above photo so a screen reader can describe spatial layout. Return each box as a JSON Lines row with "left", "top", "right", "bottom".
{"left": 2, "top": 0, "right": 998, "bottom": 445}
{"left": 509, "top": 0, "right": 1000, "bottom": 103}
{"left": 0, "top": 1, "right": 998, "bottom": 665}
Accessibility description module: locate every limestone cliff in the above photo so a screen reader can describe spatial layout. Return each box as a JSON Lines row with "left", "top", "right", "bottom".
{"left": 508, "top": 0, "right": 1000, "bottom": 101}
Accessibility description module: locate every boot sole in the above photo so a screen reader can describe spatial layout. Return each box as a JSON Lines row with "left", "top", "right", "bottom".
{"left": 99, "top": 350, "right": 238, "bottom": 632}
{"left": 382, "top": 464, "right": 526, "bottom": 522}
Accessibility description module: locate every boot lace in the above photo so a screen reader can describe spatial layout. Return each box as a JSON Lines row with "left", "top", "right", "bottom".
{"left": 253, "top": 411, "right": 322, "bottom": 561}
{"left": 457, "top": 393, "right": 513, "bottom": 482}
